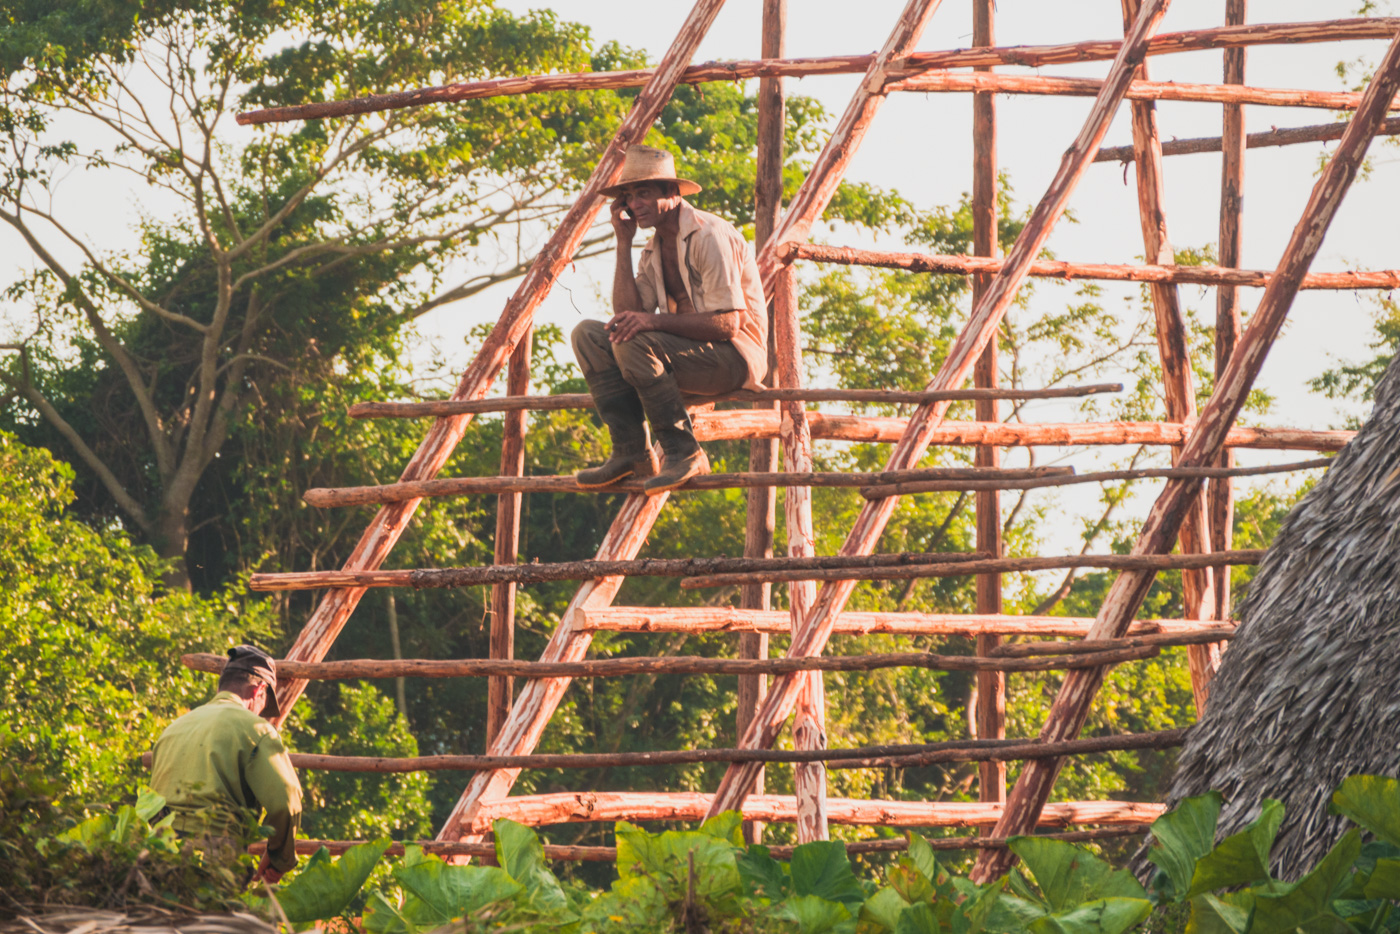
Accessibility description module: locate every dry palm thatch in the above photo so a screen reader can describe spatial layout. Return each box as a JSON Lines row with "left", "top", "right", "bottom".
{"left": 1160, "top": 353, "right": 1400, "bottom": 879}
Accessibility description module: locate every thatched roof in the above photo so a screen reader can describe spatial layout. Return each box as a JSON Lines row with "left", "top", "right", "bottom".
{"left": 1161, "top": 353, "right": 1400, "bottom": 879}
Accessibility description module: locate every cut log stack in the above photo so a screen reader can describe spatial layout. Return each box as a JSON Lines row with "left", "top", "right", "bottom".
{"left": 217, "top": 0, "right": 1392, "bottom": 867}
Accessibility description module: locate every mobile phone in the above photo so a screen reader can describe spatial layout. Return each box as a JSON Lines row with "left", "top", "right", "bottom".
{"left": 622, "top": 206, "right": 635, "bottom": 221}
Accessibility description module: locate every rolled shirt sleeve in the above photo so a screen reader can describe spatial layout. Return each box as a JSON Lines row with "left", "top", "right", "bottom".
{"left": 246, "top": 731, "right": 304, "bottom": 872}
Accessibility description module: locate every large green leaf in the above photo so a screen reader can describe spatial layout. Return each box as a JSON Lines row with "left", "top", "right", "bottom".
{"left": 861, "top": 887, "right": 912, "bottom": 932}
{"left": 392, "top": 854, "right": 522, "bottom": 921}
{"left": 1187, "top": 893, "right": 1254, "bottom": 934}
{"left": 896, "top": 902, "right": 942, "bottom": 934}
{"left": 614, "top": 822, "right": 741, "bottom": 900}
{"left": 952, "top": 877, "right": 1007, "bottom": 934}
{"left": 134, "top": 788, "right": 166, "bottom": 822}
{"left": 1363, "top": 858, "right": 1400, "bottom": 900}
{"left": 1009, "top": 837, "right": 1146, "bottom": 912}
{"left": 1147, "top": 792, "right": 1223, "bottom": 902}
{"left": 1027, "top": 898, "right": 1154, "bottom": 934}
{"left": 272, "top": 838, "right": 390, "bottom": 925}
{"left": 780, "top": 893, "right": 856, "bottom": 934}
{"left": 908, "top": 833, "right": 939, "bottom": 882}
{"left": 1186, "top": 799, "right": 1285, "bottom": 897}
{"left": 1250, "top": 829, "right": 1362, "bottom": 934}
{"left": 738, "top": 846, "right": 791, "bottom": 902}
{"left": 700, "top": 810, "right": 745, "bottom": 847}
{"left": 362, "top": 891, "right": 416, "bottom": 934}
{"left": 1334, "top": 776, "right": 1400, "bottom": 849}
{"left": 890, "top": 858, "right": 936, "bottom": 905}
{"left": 790, "top": 840, "right": 867, "bottom": 911}
{"left": 493, "top": 818, "right": 570, "bottom": 916}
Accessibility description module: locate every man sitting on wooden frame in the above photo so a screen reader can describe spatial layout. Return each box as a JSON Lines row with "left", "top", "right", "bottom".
{"left": 572, "top": 145, "right": 769, "bottom": 493}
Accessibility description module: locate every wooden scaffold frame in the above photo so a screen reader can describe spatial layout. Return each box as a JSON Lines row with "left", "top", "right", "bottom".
{"left": 212, "top": 0, "right": 1400, "bottom": 870}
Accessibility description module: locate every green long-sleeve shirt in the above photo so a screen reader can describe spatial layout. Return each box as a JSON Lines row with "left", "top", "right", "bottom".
{"left": 150, "top": 692, "right": 303, "bottom": 872}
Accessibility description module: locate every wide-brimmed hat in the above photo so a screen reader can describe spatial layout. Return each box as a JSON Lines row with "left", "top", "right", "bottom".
{"left": 223, "top": 644, "right": 281, "bottom": 720}
{"left": 600, "top": 145, "right": 701, "bottom": 198}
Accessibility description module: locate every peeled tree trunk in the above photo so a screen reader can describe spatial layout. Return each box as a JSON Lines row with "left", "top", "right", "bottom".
{"left": 1161, "top": 352, "right": 1400, "bottom": 879}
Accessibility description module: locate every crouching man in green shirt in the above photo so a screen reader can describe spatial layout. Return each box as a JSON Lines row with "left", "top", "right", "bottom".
{"left": 151, "top": 645, "right": 303, "bottom": 884}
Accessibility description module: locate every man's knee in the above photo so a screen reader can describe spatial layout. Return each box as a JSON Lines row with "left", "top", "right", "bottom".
{"left": 572, "top": 320, "right": 614, "bottom": 376}
{"left": 613, "top": 333, "right": 668, "bottom": 389}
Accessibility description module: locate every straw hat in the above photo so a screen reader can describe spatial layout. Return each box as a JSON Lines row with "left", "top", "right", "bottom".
{"left": 600, "top": 145, "right": 701, "bottom": 197}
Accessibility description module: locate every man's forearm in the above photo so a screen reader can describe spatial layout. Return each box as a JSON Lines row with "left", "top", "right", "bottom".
{"left": 650, "top": 310, "right": 743, "bottom": 343}
{"left": 613, "top": 242, "right": 645, "bottom": 312}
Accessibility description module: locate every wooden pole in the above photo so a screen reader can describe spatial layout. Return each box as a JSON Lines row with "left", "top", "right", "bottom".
{"left": 466, "top": 793, "right": 1162, "bottom": 834}
{"left": 679, "top": 551, "right": 1261, "bottom": 591}
{"left": 177, "top": 727, "right": 1191, "bottom": 773}
{"left": 269, "top": 0, "right": 733, "bottom": 726}
{"left": 971, "top": 25, "right": 1400, "bottom": 883}
{"left": 1212, "top": 0, "right": 1247, "bottom": 625}
{"left": 889, "top": 71, "right": 1396, "bottom": 110}
{"left": 970, "top": 0, "right": 1006, "bottom": 812}
{"left": 576, "top": 607, "right": 1232, "bottom": 637}
{"left": 706, "top": 0, "right": 1176, "bottom": 821}
{"left": 775, "top": 265, "right": 828, "bottom": 843}
{"left": 247, "top": 549, "right": 1263, "bottom": 593}
{"left": 1119, "top": 0, "right": 1218, "bottom": 716}
{"left": 780, "top": 242, "right": 1400, "bottom": 291}
{"left": 738, "top": 0, "right": 787, "bottom": 845}
{"left": 387, "top": 594, "right": 406, "bottom": 718}
{"left": 1096, "top": 114, "right": 1400, "bottom": 163}
{"left": 488, "top": 328, "right": 530, "bottom": 747}
{"left": 859, "top": 456, "right": 1330, "bottom": 499}
{"left": 347, "top": 384, "right": 1126, "bottom": 419}
{"left": 235, "top": 18, "right": 1399, "bottom": 126}
{"left": 182, "top": 643, "right": 1167, "bottom": 680}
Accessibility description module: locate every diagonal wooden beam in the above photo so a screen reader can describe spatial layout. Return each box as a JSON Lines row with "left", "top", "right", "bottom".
{"left": 267, "top": 0, "right": 732, "bottom": 726}
{"left": 487, "top": 329, "right": 530, "bottom": 746}
{"left": 706, "top": 0, "right": 1176, "bottom": 819}
{"left": 1118, "top": 0, "right": 1218, "bottom": 714}
{"left": 431, "top": 0, "right": 944, "bottom": 848}
{"left": 971, "top": 23, "right": 1400, "bottom": 883}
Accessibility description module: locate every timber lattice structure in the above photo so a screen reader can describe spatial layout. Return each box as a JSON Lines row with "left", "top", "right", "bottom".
{"left": 220, "top": 0, "right": 1400, "bottom": 878}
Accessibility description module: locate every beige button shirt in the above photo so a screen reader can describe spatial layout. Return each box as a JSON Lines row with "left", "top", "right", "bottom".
{"left": 634, "top": 201, "right": 769, "bottom": 390}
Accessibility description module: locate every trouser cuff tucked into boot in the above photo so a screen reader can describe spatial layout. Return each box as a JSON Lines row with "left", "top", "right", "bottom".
{"left": 576, "top": 374, "right": 658, "bottom": 489}
{"left": 637, "top": 378, "right": 710, "bottom": 494}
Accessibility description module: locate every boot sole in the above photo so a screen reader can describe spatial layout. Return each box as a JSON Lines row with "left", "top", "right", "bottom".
{"left": 574, "top": 469, "right": 634, "bottom": 490}
{"left": 642, "top": 456, "right": 710, "bottom": 494}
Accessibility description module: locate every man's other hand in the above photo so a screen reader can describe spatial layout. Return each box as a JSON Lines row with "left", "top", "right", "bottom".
{"left": 255, "top": 855, "right": 285, "bottom": 885}
{"left": 610, "top": 197, "right": 636, "bottom": 242}
{"left": 607, "top": 311, "right": 655, "bottom": 343}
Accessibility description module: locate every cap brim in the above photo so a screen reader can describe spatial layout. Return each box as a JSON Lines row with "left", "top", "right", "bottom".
{"left": 600, "top": 177, "right": 702, "bottom": 198}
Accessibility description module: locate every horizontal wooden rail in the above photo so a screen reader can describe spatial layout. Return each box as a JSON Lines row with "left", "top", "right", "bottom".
{"left": 576, "top": 607, "right": 1233, "bottom": 637}
{"left": 889, "top": 71, "right": 1398, "bottom": 110}
{"left": 465, "top": 793, "right": 1165, "bottom": 833}
{"left": 346, "top": 383, "right": 1122, "bottom": 420}
{"left": 257, "top": 825, "right": 1152, "bottom": 861}
{"left": 236, "top": 18, "right": 1397, "bottom": 125}
{"left": 990, "top": 628, "right": 1234, "bottom": 658}
{"left": 246, "top": 549, "right": 1263, "bottom": 593}
{"left": 1096, "top": 115, "right": 1400, "bottom": 163}
{"left": 780, "top": 241, "right": 1400, "bottom": 290}
{"left": 304, "top": 466, "right": 1075, "bottom": 509}
{"left": 860, "top": 456, "right": 1329, "bottom": 498}
{"left": 677, "top": 550, "right": 1264, "bottom": 590}
{"left": 147, "top": 727, "right": 1187, "bottom": 774}
{"left": 181, "top": 644, "right": 1162, "bottom": 681}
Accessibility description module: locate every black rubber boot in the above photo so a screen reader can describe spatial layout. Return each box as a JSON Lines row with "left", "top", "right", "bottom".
{"left": 639, "top": 379, "right": 710, "bottom": 494}
{"left": 575, "top": 374, "right": 658, "bottom": 489}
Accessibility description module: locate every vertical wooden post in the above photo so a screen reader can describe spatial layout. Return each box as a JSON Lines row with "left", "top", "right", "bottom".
{"left": 1119, "top": 0, "right": 1218, "bottom": 714}
{"left": 738, "top": 0, "right": 787, "bottom": 846}
{"left": 1211, "top": 0, "right": 1246, "bottom": 623}
{"left": 270, "top": 0, "right": 732, "bottom": 726}
{"left": 387, "top": 593, "right": 407, "bottom": 718}
{"left": 488, "top": 328, "right": 531, "bottom": 747}
{"left": 971, "top": 28, "right": 1400, "bottom": 881}
{"left": 971, "top": 0, "right": 1006, "bottom": 810}
{"left": 774, "top": 266, "right": 828, "bottom": 842}
{"left": 708, "top": 0, "right": 1173, "bottom": 821}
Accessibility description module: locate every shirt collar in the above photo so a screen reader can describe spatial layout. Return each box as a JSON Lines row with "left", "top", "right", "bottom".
{"left": 640, "top": 200, "right": 701, "bottom": 256}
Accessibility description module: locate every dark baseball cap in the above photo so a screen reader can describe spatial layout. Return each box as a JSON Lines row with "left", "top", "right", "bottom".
{"left": 224, "top": 644, "right": 281, "bottom": 720}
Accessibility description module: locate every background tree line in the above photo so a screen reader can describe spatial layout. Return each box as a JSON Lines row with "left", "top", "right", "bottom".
{"left": 0, "top": 0, "right": 1386, "bottom": 878}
